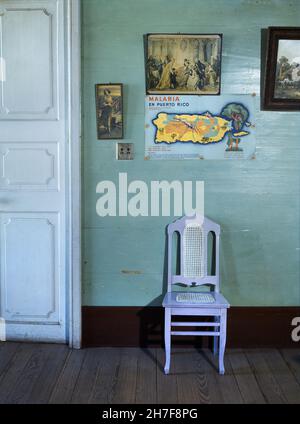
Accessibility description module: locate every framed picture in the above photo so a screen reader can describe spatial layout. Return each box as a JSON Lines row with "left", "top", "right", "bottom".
{"left": 95, "top": 83, "right": 123, "bottom": 139}
{"left": 263, "top": 27, "right": 300, "bottom": 111}
{"left": 144, "top": 33, "right": 222, "bottom": 95}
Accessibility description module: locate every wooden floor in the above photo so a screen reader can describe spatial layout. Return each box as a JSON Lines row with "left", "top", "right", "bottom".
{"left": 0, "top": 343, "right": 300, "bottom": 404}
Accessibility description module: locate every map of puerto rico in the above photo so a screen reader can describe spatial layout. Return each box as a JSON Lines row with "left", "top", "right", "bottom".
{"left": 152, "top": 112, "right": 249, "bottom": 144}
{"left": 145, "top": 97, "right": 255, "bottom": 160}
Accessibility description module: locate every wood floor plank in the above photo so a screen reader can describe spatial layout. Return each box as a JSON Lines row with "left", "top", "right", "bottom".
{"left": 112, "top": 348, "right": 138, "bottom": 404}
{"left": 202, "top": 349, "right": 244, "bottom": 404}
{"left": 89, "top": 348, "right": 121, "bottom": 404}
{"left": 71, "top": 348, "right": 104, "bottom": 404}
{"left": 29, "top": 344, "right": 70, "bottom": 404}
{"left": 0, "top": 343, "right": 37, "bottom": 404}
{"left": 5, "top": 344, "right": 54, "bottom": 404}
{"left": 49, "top": 349, "right": 86, "bottom": 404}
{"left": 261, "top": 349, "right": 300, "bottom": 404}
{"left": 228, "top": 349, "right": 266, "bottom": 404}
{"left": 174, "top": 348, "right": 210, "bottom": 404}
{"left": 156, "top": 348, "right": 178, "bottom": 404}
{"left": 245, "top": 349, "right": 286, "bottom": 404}
{"left": 0, "top": 343, "right": 299, "bottom": 405}
{"left": 281, "top": 349, "right": 300, "bottom": 386}
{"left": 135, "top": 348, "right": 157, "bottom": 404}
{"left": 0, "top": 343, "right": 20, "bottom": 378}
{"left": 196, "top": 349, "right": 225, "bottom": 404}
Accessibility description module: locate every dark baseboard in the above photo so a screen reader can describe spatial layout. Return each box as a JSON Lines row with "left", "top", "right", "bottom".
{"left": 82, "top": 306, "right": 300, "bottom": 348}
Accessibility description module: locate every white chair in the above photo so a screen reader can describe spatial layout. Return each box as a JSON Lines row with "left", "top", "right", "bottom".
{"left": 162, "top": 215, "right": 230, "bottom": 375}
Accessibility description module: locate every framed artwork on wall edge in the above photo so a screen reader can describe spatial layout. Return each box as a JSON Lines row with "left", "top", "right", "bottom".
{"left": 263, "top": 27, "right": 300, "bottom": 111}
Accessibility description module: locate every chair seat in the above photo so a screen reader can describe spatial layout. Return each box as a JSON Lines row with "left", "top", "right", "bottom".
{"left": 163, "top": 291, "right": 230, "bottom": 309}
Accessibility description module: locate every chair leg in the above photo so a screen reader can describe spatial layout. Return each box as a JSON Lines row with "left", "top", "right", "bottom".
{"left": 164, "top": 308, "right": 171, "bottom": 374}
{"left": 219, "top": 309, "right": 227, "bottom": 375}
{"left": 213, "top": 316, "right": 219, "bottom": 355}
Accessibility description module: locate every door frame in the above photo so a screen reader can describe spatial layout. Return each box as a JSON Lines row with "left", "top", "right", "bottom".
{"left": 66, "top": 0, "right": 81, "bottom": 348}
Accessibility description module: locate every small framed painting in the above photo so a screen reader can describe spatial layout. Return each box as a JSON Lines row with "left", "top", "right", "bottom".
{"left": 144, "top": 33, "right": 222, "bottom": 95}
{"left": 95, "top": 83, "right": 123, "bottom": 139}
{"left": 263, "top": 27, "right": 300, "bottom": 111}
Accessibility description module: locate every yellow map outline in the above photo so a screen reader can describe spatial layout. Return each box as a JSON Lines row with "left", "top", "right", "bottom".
{"left": 153, "top": 112, "right": 233, "bottom": 144}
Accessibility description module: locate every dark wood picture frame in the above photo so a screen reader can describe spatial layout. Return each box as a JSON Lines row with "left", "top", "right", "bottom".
{"left": 95, "top": 83, "right": 124, "bottom": 139}
{"left": 144, "top": 33, "right": 222, "bottom": 96}
{"left": 263, "top": 27, "right": 300, "bottom": 111}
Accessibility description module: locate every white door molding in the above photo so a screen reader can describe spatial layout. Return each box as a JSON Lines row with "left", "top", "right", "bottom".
{"left": 66, "top": 0, "right": 81, "bottom": 349}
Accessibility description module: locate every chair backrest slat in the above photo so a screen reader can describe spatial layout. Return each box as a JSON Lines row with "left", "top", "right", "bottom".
{"left": 183, "top": 223, "right": 205, "bottom": 278}
{"left": 167, "top": 215, "right": 220, "bottom": 292}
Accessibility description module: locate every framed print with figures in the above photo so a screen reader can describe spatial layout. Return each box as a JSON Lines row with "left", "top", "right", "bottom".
{"left": 144, "top": 33, "right": 222, "bottom": 95}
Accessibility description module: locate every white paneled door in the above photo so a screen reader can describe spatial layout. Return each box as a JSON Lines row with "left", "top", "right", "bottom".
{"left": 0, "top": 0, "right": 70, "bottom": 342}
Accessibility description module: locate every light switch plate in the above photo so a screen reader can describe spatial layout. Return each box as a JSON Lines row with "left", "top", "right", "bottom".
{"left": 117, "top": 143, "right": 134, "bottom": 160}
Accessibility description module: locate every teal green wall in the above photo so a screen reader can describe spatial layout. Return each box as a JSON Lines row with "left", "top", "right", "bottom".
{"left": 82, "top": 0, "right": 300, "bottom": 307}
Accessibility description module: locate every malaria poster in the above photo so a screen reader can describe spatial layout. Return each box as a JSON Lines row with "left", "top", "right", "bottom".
{"left": 145, "top": 95, "right": 256, "bottom": 160}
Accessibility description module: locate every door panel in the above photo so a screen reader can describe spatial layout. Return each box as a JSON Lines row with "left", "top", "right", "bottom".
{"left": 0, "top": 2, "right": 59, "bottom": 119}
{"left": 0, "top": 213, "right": 60, "bottom": 323}
{"left": 0, "top": 142, "right": 59, "bottom": 190}
{"left": 0, "top": 0, "right": 67, "bottom": 342}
